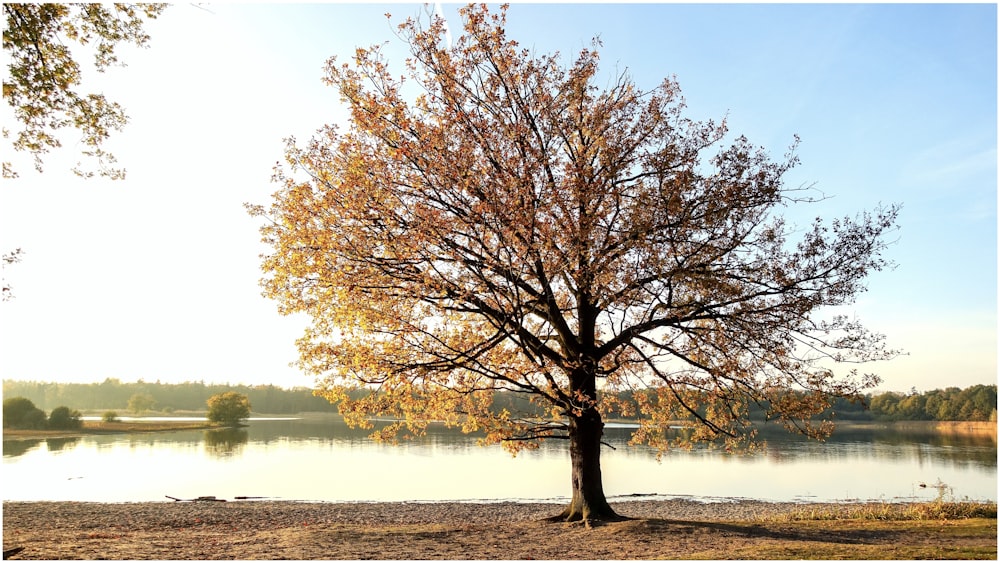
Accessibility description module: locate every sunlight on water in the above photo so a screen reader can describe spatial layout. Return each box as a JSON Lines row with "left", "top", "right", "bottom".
{"left": 3, "top": 417, "right": 995, "bottom": 504}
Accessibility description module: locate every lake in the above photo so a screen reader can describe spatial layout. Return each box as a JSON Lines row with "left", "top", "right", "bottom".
{"left": 3, "top": 415, "right": 995, "bottom": 504}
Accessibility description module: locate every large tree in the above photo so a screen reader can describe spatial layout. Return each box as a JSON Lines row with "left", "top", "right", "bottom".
{"left": 251, "top": 5, "right": 898, "bottom": 522}
{"left": 3, "top": 3, "right": 166, "bottom": 179}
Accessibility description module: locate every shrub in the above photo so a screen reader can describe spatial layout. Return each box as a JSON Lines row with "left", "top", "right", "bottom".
{"left": 206, "top": 392, "right": 251, "bottom": 426}
{"left": 47, "top": 406, "right": 83, "bottom": 430}
{"left": 102, "top": 410, "right": 120, "bottom": 423}
{"left": 3, "top": 397, "right": 46, "bottom": 429}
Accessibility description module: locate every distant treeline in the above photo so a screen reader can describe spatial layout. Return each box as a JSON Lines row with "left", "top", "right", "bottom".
{"left": 2, "top": 379, "right": 996, "bottom": 422}
{"left": 1, "top": 379, "right": 339, "bottom": 415}
{"left": 506, "top": 384, "right": 996, "bottom": 424}
{"left": 864, "top": 384, "right": 997, "bottom": 422}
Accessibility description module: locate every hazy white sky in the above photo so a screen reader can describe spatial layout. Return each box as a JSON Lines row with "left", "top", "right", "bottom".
{"left": 1, "top": 3, "right": 996, "bottom": 393}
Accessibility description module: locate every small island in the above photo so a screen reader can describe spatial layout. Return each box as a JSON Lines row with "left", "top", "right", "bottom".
{"left": 2, "top": 418, "right": 224, "bottom": 440}
{"left": 3, "top": 391, "right": 252, "bottom": 440}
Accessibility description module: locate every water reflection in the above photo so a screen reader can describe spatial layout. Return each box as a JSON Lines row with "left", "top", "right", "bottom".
{"left": 45, "top": 437, "right": 80, "bottom": 453}
{"left": 3, "top": 439, "right": 41, "bottom": 458}
{"left": 2, "top": 416, "right": 995, "bottom": 503}
{"left": 204, "top": 428, "right": 249, "bottom": 458}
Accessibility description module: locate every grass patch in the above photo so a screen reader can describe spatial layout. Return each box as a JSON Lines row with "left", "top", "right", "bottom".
{"left": 772, "top": 501, "right": 998, "bottom": 522}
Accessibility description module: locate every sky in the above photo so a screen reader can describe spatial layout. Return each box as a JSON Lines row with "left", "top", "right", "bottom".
{"left": 1, "top": 3, "right": 996, "bottom": 394}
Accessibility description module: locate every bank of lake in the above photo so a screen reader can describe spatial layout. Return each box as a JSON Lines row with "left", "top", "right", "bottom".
{"left": 2, "top": 419, "right": 226, "bottom": 440}
{"left": 3, "top": 415, "right": 995, "bottom": 441}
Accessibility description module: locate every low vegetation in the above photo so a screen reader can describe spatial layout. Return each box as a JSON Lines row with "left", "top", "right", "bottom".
{"left": 2, "top": 418, "right": 221, "bottom": 439}
{"left": 773, "top": 500, "right": 998, "bottom": 522}
{"left": 80, "top": 420, "right": 219, "bottom": 433}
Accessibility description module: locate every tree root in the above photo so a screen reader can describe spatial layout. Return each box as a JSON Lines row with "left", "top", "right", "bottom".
{"left": 546, "top": 506, "right": 631, "bottom": 527}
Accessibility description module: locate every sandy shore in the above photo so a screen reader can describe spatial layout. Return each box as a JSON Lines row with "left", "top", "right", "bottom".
{"left": 2, "top": 499, "right": 995, "bottom": 559}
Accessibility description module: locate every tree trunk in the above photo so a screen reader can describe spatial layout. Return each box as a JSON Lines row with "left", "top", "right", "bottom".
{"left": 552, "top": 409, "right": 624, "bottom": 523}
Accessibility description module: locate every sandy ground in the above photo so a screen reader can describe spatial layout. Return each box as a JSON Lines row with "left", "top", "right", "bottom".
{"left": 3, "top": 499, "right": 996, "bottom": 559}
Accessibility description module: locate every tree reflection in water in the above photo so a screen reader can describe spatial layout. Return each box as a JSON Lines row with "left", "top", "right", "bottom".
{"left": 45, "top": 437, "right": 80, "bottom": 453}
{"left": 3, "top": 439, "right": 42, "bottom": 458}
{"left": 2, "top": 417, "right": 995, "bottom": 503}
{"left": 203, "top": 428, "right": 248, "bottom": 458}
{"left": 3, "top": 437, "right": 80, "bottom": 457}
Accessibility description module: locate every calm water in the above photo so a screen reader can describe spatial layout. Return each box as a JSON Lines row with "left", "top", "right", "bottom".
{"left": 2, "top": 415, "right": 995, "bottom": 504}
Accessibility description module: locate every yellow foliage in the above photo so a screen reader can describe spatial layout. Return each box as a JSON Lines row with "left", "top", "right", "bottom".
{"left": 3, "top": 3, "right": 166, "bottom": 178}
{"left": 249, "top": 4, "right": 898, "bottom": 459}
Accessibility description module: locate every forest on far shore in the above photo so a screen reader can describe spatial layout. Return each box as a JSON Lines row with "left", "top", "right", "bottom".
{"left": 1, "top": 379, "right": 996, "bottom": 423}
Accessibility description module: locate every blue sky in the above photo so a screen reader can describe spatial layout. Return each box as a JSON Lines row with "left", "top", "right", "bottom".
{"left": 1, "top": 3, "right": 995, "bottom": 393}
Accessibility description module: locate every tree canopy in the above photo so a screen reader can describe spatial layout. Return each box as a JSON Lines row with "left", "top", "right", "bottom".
{"left": 46, "top": 405, "right": 82, "bottom": 430}
{"left": 3, "top": 3, "right": 166, "bottom": 179}
{"left": 206, "top": 392, "right": 251, "bottom": 426}
{"left": 2, "top": 396, "right": 46, "bottom": 429}
{"left": 127, "top": 392, "right": 156, "bottom": 415}
{"left": 251, "top": 4, "right": 899, "bottom": 522}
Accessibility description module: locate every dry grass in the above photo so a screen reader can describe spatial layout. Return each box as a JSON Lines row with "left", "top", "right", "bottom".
{"left": 82, "top": 420, "right": 221, "bottom": 432}
{"left": 2, "top": 420, "right": 221, "bottom": 439}
{"left": 770, "top": 500, "right": 998, "bottom": 522}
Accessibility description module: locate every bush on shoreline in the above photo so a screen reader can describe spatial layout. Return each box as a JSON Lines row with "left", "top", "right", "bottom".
{"left": 2, "top": 397, "right": 83, "bottom": 430}
{"left": 2, "top": 396, "right": 46, "bottom": 429}
{"left": 46, "top": 406, "right": 83, "bottom": 430}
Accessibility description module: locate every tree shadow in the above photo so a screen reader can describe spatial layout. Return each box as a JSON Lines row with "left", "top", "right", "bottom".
{"left": 638, "top": 517, "right": 900, "bottom": 545}
{"left": 539, "top": 513, "right": 904, "bottom": 543}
